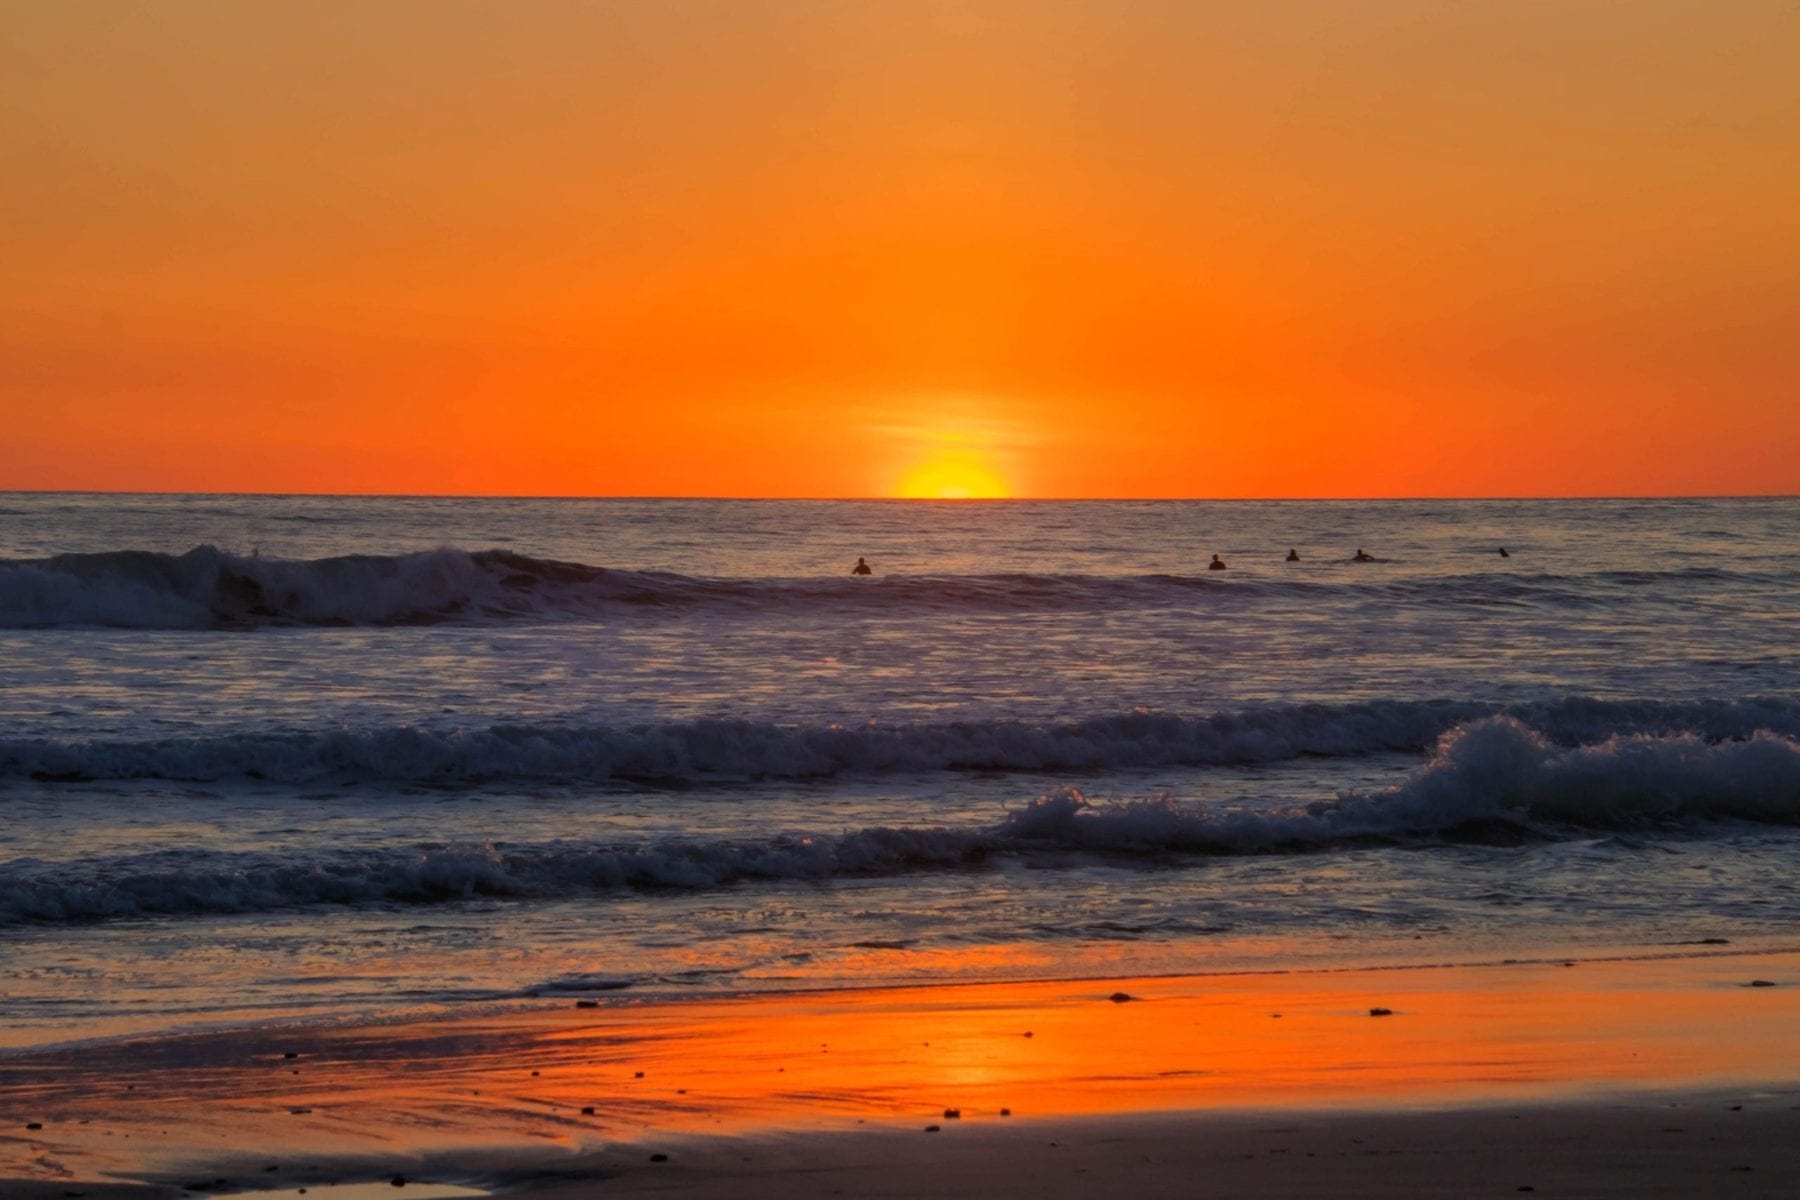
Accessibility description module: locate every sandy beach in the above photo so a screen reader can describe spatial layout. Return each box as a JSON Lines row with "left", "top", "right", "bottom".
{"left": 4, "top": 948, "right": 1797, "bottom": 1197}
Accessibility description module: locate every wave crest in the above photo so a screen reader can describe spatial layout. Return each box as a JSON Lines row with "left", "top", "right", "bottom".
{"left": 0, "top": 545, "right": 1782, "bottom": 629}
{"left": 5, "top": 721, "right": 1797, "bottom": 924}
{"left": 6, "top": 697, "right": 1797, "bottom": 786}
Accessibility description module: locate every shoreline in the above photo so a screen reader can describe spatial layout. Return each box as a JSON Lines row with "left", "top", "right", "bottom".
{"left": 3, "top": 950, "right": 1797, "bottom": 1196}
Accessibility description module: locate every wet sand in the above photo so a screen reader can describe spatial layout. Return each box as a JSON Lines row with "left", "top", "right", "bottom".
{"left": 2, "top": 949, "right": 1797, "bottom": 1196}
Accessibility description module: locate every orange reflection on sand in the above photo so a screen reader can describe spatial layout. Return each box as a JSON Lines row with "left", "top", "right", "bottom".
{"left": 534, "top": 957, "right": 1800, "bottom": 1132}
{"left": 4, "top": 953, "right": 1798, "bottom": 1181}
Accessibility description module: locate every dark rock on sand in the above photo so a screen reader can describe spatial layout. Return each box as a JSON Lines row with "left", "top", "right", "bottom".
{"left": 649, "top": 1153, "right": 669, "bottom": 1163}
{"left": 575, "top": 1000, "right": 599, "bottom": 1009}
{"left": 1748, "top": 980, "right": 1777, "bottom": 987}
{"left": 943, "top": 1108, "right": 961, "bottom": 1119}
{"left": 1369, "top": 1007, "right": 1394, "bottom": 1016}
{"left": 25, "top": 1122, "right": 43, "bottom": 1130}
{"left": 582, "top": 1106, "right": 596, "bottom": 1115}
{"left": 1108, "top": 992, "right": 1135, "bottom": 1003}
{"left": 924, "top": 1124, "right": 941, "bottom": 1132}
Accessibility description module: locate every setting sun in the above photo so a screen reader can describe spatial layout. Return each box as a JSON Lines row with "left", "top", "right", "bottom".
{"left": 893, "top": 451, "right": 1013, "bottom": 499}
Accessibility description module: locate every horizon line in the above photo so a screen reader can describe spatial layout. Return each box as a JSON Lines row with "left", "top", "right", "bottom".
{"left": 1, "top": 488, "right": 1795, "bottom": 503}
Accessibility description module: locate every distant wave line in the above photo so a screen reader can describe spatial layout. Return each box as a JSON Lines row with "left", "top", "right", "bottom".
{"left": 0, "top": 544, "right": 1788, "bottom": 629}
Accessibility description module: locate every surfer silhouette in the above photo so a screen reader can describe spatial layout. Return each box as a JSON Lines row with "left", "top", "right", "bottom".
{"left": 1208, "top": 554, "right": 1227, "bottom": 571}
{"left": 851, "top": 557, "right": 872, "bottom": 576}
{"left": 1353, "top": 548, "right": 1374, "bottom": 562}
{"left": 1286, "top": 548, "right": 1300, "bottom": 562}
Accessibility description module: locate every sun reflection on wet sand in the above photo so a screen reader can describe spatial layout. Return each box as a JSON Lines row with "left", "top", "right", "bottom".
{"left": 3, "top": 953, "right": 1797, "bottom": 1187}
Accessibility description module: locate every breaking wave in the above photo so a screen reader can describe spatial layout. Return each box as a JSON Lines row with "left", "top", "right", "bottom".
{"left": 5, "top": 697, "right": 1798, "bottom": 786}
{"left": 4, "top": 719, "right": 1797, "bottom": 924}
{"left": 0, "top": 545, "right": 1783, "bottom": 629}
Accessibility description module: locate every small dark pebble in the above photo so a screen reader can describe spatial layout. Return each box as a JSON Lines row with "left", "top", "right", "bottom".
{"left": 530, "top": 1070, "right": 539, "bottom": 1076}
{"left": 677, "top": 1088, "right": 687, "bottom": 1094}
{"left": 924, "top": 1124, "right": 940, "bottom": 1132}
{"left": 1729, "top": 1105, "right": 1743, "bottom": 1111}
{"left": 649, "top": 1153, "right": 669, "bottom": 1163}
{"left": 283, "top": 1052, "right": 299, "bottom": 1059}
{"left": 1698, "top": 938, "right": 1731, "bottom": 945}
{"left": 1369, "top": 1007, "right": 1393, "bottom": 1017}
{"left": 25, "top": 1122, "right": 43, "bottom": 1130}
{"left": 635, "top": 1070, "right": 645, "bottom": 1078}
{"left": 575, "top": 1000, "right": 599, "bottom": 1009}
{"left": 1748, "top": 980, "right": 1777, "bottom": 988}
{"left": 1108, "top": 992, "right": 1135, "bottom": 1003}
{"left": 1022, "top": 1031, "right": 1033, "bottom": 1038}
{"left": 582, "top": 1106, "right": 595, "bottom": 1115}
{"left": 391, "top": 1176, "right": 407, "bottom": 1187}
{"left": 1000, "top": 1107, "right": 1012, "bottom": 1117}
{"left": 289, "top": 1108, "right": 312, "bottom": 1115}
{"left": 943, "top": 1108, "right": 961, "bottom": 1119}
{"left": 265, "top": 1165, "right": 279, "bottom": 1172}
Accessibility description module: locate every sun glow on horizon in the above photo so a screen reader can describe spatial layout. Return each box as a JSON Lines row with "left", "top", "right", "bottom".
{"left": 892, "top": 450, "right": 1014, "bottom": 500}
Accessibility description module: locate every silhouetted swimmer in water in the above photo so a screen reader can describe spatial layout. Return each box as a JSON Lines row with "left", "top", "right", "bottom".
{"left": 851, "top": 557, "right": 872, "bottom": 576}
{"left": 1208, "top": 554, "right": 1227, "bottom": 571}
{"left": 1352, "top": 548, "right": 1375, "bottom": 562}
{"left": 1498, "top": 547, "right": 1510, "bottom": 558}
{"left": 1286, "top": 548, "right": 1300, "bottom": 562}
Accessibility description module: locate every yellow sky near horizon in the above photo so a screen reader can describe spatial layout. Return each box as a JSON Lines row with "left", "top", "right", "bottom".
{"left": 3, "top": 1, "right": 1797, "bottom": 497}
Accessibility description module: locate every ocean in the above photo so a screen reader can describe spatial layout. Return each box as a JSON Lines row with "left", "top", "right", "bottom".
{"left": 1, "top": 494, "right": 1796, "bottom": 1051}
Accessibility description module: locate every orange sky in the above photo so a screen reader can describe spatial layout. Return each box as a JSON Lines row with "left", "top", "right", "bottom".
{"left": 3, "top": 1, "right": 1796, "bottom": 498}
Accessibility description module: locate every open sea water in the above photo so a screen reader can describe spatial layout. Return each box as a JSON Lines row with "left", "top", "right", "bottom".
{"left": 1, "top": 494, "right": 1796, "bottom": 1049}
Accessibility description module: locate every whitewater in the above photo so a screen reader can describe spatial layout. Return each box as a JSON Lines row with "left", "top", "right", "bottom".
{"left": 1, "top": 494, "right": 1796, "bottom": 1048}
